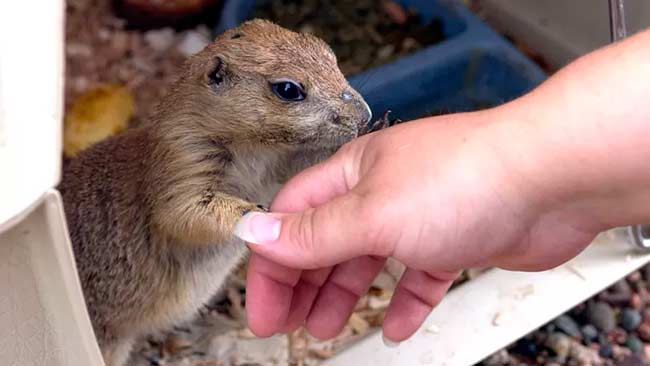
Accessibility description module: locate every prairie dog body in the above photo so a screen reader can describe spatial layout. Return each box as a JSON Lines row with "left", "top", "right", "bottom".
{"left": 58, "top": 20, "right": 371, "bottom": 366}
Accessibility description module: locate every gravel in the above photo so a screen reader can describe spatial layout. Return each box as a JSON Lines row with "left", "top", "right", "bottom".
{"left": 555, "top": 314, "right": 582, "bottom": 338}
{"left": 478, "top": 267, "right": 650, "bottom": 366}
{"left": 620, "top": 308, "right": 643, "bottom": 331}
{"left": 588, "top": 302, "right": 617, "bottom": 332}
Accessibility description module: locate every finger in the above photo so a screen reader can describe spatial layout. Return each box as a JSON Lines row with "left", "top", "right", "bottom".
{"left": 246, "top": 144, "right": 365, "bottom": 335}
{"left": 305, "top": 256, "right": 386, "bottom": 339}
{"left": 270, "top": 158, "right": 348, "bottom": 213}
{"left": 239, "top": 192, "right": 393, "bottom": 269}
{"left": 279, "top": 267, "right": 333, "bottom": 333}
{"left": 245, "top": 253, "right": 301, "bottom": 337}
{"left": 382, "top": 269, "right": 458, "bottom": 342}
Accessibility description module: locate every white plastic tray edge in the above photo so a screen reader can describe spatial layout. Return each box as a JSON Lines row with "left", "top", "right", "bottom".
{"left": 327, "top": 229, "right": 650, "bottom": 366}
{"left": 0, "top": 190, "right": 104, "bottom": 366}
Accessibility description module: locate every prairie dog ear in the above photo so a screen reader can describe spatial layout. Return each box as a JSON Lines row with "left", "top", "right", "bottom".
{"left": 207, "top": 57, "right": 225, "bottom": 88}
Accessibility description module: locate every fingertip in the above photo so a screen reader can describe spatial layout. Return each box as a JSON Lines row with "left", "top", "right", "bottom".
{"left": 305, "top": 321, "right": 343, "bottom": 341}
{"left": 381, "top": 270, "right": 456, "bottom": 341}
{"left": 244, "top": 272, "right": 285, "bottom": 337}
{"left": 382, "top": 298, "right": 424, "bottom": 342}
{"left": 382, "top": 333, "right": 401, "bottom": 348}
{"left": 234, "top": 212, "right": 281, "bottom": 245}
{"left": 245, "top": 255, "right": 300, "bottom": 337}
{"left": 247, "top": 321, "right": 277, "bottom": 338}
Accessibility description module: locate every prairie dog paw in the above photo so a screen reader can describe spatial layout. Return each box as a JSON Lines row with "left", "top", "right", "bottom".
{"left": 361, "top": 110, "right": 402, "bottom": 134}
{"left": 241, "top": 204, "right": 268, "bottom": 216}
{"left": 256, "top": 204, "right": 269, "bottom": 212}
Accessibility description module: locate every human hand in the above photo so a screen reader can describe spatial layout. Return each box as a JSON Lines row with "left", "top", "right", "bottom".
{"left": 235, "top": 108, "right": 603, "bottom": 343}
{"left": 236, "top": 28, "right": 650, "bottom": 343}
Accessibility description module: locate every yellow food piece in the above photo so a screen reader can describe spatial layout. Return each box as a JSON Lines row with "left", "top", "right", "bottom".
{"left": 64, "top": 84, "right": 134, "bottom": 157}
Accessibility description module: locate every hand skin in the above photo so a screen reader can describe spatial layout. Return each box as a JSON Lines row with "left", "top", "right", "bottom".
{"left": 235, "top": 28, "right": 650, "bottom": 344}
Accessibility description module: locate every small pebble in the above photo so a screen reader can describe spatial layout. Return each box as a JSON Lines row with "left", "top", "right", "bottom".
{"left": 619, "top": 354, "right": 644, "bottom": 366}
{"left": 570, "top": 341, "right": 601, "bottom": 366}
{"left": 555, "top": 314, "right": 582, "bottom": 338}
{"left": 401, "top": 37, "right": 419, "bottom": 51}
{"left": 612, "top": 280, "right": 632, "bottom": 296}
{"left": 600, "top": 281, "right": 632, "bottom": 305}
{"left": 642, "top": 263, "right": 650, "bottom": 281}
{"left": 624, "top": 335, "right": 643, "bottom": 354}
{"left": 549, "top": 355, "right": 567, "bottom": 365}
{"left": 599, "top": 343, "right": 613, "bottom": 358}
{"left": 587, "top": 301, "right": 616, "bottom": 332}
{"left": 545, "top": 323, "right": 557, "bottom": 334}
{"left": 637, "top": 286, "right": 650, "bottom": 303}
{"left": 637, "top": 322, "right": 650, "bottom": 341}
{"left": 545, "top": 332, "right": 571, "bottom": 358}
{"left": 512, "top": 338, "right": 537, "bottom": 358}
{"left": 608, "top": 327, "right": 627, "bottom": 344}
{"left": 619, "top": 308, "right": 642, "bottom": 331}
{"left": 581, "top": 324, "right": 599, "bottom": 343}
{"left": 376, "top": 44, "right": 395, "bottom": 61}
{"left": 627, "top": 271, "right": 641, "bottom": 283}
{"left": 612, "top": 343, "right": 632, "bottom": 359}
{"left": 483, "top": 349, "right": 511, "bottom": 366}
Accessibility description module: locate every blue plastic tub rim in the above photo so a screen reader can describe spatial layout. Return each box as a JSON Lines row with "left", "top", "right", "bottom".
{"left": 215, "top": 0, "right": 466, "bottom": 40}
{"left": 214, "top": 0, "right": 546, "bottom": 85}
{"left": 213, "top": 0, "right": 547, "bottom": 120}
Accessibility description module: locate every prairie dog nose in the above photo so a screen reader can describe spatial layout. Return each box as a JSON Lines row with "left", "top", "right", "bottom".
{"left": 341, "top": 90, "right": 372, "bottom": 127}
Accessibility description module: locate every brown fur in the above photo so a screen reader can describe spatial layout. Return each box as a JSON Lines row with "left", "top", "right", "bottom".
{"left": 57, "top": 19, "right": 371, "bottom": 366}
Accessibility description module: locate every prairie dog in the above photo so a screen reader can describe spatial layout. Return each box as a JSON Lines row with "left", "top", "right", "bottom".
{"left": 58, "top": 19, "right": 372, "bottom": 366}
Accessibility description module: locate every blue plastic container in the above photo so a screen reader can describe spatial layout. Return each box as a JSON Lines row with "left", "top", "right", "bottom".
{"left": 215, "top": 0, "right": 547, "bottom": 121}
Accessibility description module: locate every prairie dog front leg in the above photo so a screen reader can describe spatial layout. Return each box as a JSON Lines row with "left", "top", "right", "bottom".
{"left": 154, "top": 189, "right": 265, "bottom": 245}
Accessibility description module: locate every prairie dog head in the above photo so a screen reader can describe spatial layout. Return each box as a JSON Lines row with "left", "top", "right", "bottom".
{"left": 166, "top": 19, "right": 371, "bottom": 147}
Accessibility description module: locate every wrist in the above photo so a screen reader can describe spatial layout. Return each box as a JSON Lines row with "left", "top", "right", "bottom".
{"left": 495, "top": 30, "right": 650, "bottom": 230}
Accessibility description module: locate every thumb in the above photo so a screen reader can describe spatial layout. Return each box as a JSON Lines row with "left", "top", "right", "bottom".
{"left": 234, "top": 192, "right": 389, "bottom": 269}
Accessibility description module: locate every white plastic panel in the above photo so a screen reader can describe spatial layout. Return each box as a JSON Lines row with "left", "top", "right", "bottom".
{"left": 327, "top": 229, "right": 650, "bottom": 366}
{"left": 0, "top": 0, "right": 64, "bottom": 230}
{"left": 0, "top": 190, "right": 104, "bottom": 366}
{"left": 480, "top": 0, "right": 650, "bottom": 68}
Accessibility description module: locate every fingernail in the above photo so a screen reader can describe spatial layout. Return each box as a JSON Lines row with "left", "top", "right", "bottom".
{"left": 234, "top": 212, "right": 281, "bottom": 245}
{"left": 382, "top": 334, "right": 400, "bottom": 348}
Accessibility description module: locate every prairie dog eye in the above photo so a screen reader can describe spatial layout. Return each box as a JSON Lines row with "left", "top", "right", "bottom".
{"left": 270, "top": 79, "right": 306, "bottom": 101}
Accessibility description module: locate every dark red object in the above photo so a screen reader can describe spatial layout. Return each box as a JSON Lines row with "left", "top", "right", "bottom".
{"left": 113, "top": 0, "right": 222, "bottom": 29}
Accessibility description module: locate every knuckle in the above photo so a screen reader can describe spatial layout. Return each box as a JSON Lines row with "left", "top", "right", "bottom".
{"left": 354, "top": 196, "right": 394, "bottom": 256}
{"left": 289, "top": 210, "right": 320, "bottom": 267}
